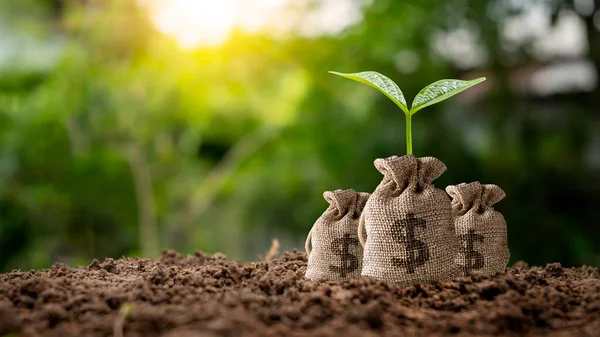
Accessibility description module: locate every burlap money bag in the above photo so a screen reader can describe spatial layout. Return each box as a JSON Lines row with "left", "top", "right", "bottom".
{"left": 446, "top": 182, "right": 509, "bottom": 276}
{"left": 305, "top": 189, "right": 370, "bottom": 281}
{"left": 358, "top": 155, "right": 458, "bottom": 285}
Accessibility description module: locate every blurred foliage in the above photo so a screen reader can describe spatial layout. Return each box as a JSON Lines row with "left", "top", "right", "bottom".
{"left": 0, "top": 0, "right": 599, "bottom": 271}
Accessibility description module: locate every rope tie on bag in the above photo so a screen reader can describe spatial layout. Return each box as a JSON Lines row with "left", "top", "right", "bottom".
{"left": 358, "top": 211, "right": 367, "bottom": 247}
{"left": 304, "top": 227, "right": 313, "bottom": 257}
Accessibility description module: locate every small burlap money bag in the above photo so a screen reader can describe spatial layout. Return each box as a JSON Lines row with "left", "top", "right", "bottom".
{"left": 446, "top": 182, "right": 509, "bottom": 276}
{"left": 305, "top": 189, "right": 370, "bottom": 281}
{"left": 358, "top": 155, "right": 458, "bottom": 285}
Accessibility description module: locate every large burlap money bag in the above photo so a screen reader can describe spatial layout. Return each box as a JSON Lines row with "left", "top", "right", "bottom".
{"left": 446, "top": 182, "right": 509, "bottom": 276}
{"left": 305, "top": 189, "right": 370, "bottom": 281}
{"left": 359, "top": 155, "right": 458, "bottom": 285}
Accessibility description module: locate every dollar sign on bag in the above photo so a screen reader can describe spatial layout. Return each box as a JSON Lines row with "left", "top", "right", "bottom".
{"left": 391, "top": 213, "right": 430, "bottom": 274}
{"left": 459, "top": 229, "right": 484, "bottom": 274}
{"left": 329, "top": 233, "right": 360, "bottom": 277}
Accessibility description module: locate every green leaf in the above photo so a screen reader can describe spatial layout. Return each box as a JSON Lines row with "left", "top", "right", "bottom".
{"left": 410, "top": 77, "right": 486, "bottom": 115}
{"left": 329, "top": 71, "right": 409, "bottom": 114}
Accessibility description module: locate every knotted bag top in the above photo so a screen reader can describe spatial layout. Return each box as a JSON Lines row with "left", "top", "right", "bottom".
{"left": 322, "top": 189, "right": 371, "bottom": 221}
{"left": 446, "top": 182, "right": 505, "bottom": 216}
{"left": 306, "top": 189, "right": 370, "bottom": 256}
{"left": 374, "top": 154, "right": 447, "bottom": 195}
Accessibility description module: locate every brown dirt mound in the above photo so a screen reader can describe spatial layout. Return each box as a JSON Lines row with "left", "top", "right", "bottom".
{"left": 0, "top": 250, "right": 599, "bottom": 337}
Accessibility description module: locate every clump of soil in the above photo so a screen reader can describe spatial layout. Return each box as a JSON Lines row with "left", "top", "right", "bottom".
{"left": 1, "top": 250, "right": 599, "bottom": 336}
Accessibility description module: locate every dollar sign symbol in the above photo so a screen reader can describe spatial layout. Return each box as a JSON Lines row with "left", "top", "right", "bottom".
{"left": 391, "top": 213, "right": 430, "bottom": 274}
{"left": 459, "top": 229, "right": 484, "bottom": 274}
{"left": 329, "top": 233, "right": 360, "bottom": 277}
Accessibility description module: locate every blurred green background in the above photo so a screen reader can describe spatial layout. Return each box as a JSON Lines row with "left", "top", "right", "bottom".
{"left": 1, "top": 0, "right": 599, "bottom": 272}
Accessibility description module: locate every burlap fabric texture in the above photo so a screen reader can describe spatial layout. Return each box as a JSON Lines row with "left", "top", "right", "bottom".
{"left": 359, "top": 155, "right": 459, "bottom": 285}
{"left": 305, "top": 189, "right": 370, "bottom": 281}
{"left": 446, "top": 182, "right": 509, "bottom": 276}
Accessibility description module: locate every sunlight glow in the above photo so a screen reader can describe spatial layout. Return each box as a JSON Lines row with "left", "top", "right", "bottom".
{"left": 150, "top": 0, "right": 287, "bottom": 48}
{"left": 153, "top": 0, "right": 237, "bottom": 48}
{"left": 147, "top": 0, "right": 365, "bottom": 48}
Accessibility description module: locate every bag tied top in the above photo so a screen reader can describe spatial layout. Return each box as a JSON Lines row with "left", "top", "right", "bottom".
{"left": 305, "top": 189, "right": 370, "bottom": 281}
{"left": 446, "top": 182, "right": 509, "bottom": 276}
{"left": 359, "top": 155, "right": 458, "bottom": 285}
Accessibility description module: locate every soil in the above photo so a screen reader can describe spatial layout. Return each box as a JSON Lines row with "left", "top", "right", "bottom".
{"left": 0, "top": 250, "right": 599, "bottom": 337}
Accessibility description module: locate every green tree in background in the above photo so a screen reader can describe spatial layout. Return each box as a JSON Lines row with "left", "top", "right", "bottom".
{"left": 0, "top": 0, "right": 599, "bottom": 271}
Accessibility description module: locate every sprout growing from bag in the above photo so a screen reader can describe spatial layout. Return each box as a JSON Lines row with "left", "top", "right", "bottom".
{"left": 329, "top": 71, "right": 485, "bottom": 284}
{"left": 329, "top": 71, "right": 485, "bottom": 155}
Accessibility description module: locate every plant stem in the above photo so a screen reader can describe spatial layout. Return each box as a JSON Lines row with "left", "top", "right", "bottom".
{"left": 405, "top": 113, "right": 412, "bottom": 155}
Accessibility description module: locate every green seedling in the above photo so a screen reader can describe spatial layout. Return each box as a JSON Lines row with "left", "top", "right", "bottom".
{"left": 113, "top": 303, "right": 135, "bottom": 337}
{"left": 329, "top": 71, "right": 486, "bottom": 155}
